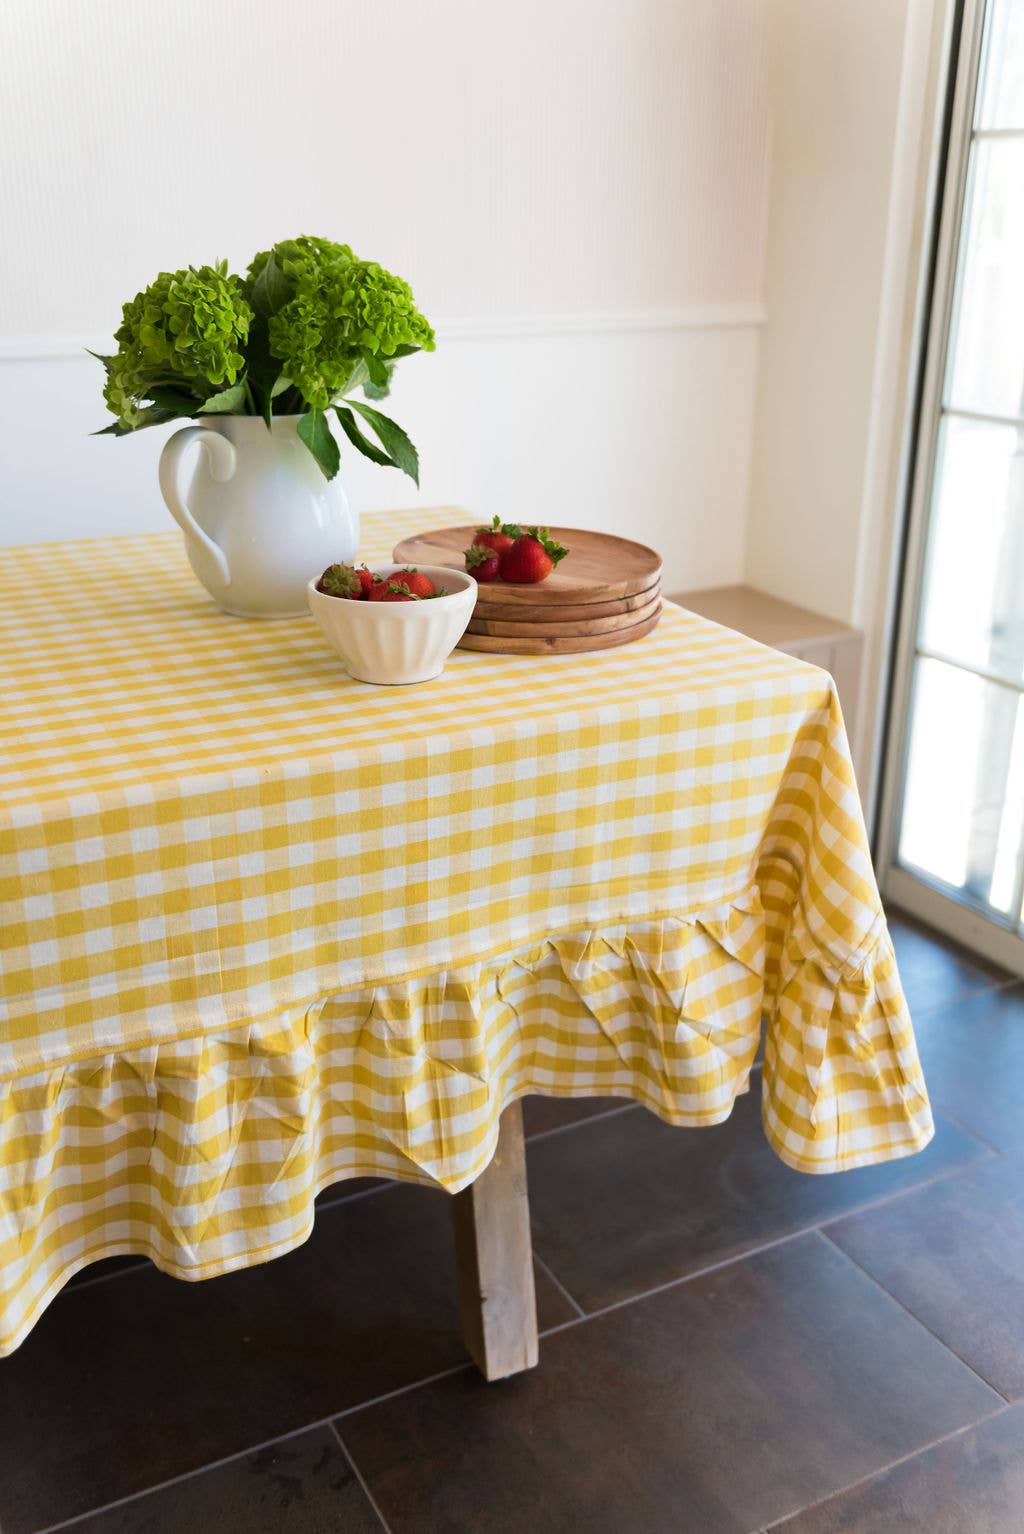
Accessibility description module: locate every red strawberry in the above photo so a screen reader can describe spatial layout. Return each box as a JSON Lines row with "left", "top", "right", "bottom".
{"left": 464, "top": 544, "right": 501, "bottom": 582}
{"left": 356, "top": 565, "right": 375, "bottom": 597}
{"left": 391, "top": 568, "right": 436, "bottom": 598}
{"left": 471, "top": 514, "right": 523, "bottom": 558}
{"left": 318, "top": 562, "right": 363, "bottom": 599}
{"left": 380, "top": 581, "right": 418, "bottom": 602}
{"left": 366, "top": 576, "right": 391, "bottom": 601}
{"left": 499, "top": 528, "right": 569, "bottom": 584}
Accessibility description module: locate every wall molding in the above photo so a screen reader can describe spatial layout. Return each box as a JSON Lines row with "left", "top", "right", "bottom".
{"left": 437, "top": 304, "right": 766, "bottom": 341}
{"left": 0, "top": 304, "right": 766, "bottom": 363}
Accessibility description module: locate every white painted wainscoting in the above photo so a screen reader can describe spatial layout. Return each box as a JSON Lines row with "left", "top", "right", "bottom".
{"left": 0, "top": 307, "right": 762, "bottom": 592}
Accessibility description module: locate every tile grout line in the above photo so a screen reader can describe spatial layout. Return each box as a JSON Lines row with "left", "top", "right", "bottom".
{"left": 801, "top": 1144, "right": 999, "bottom": 1230}
{"left": 928, "top": 1106, "right": 1005, "bottom": 1157}
{"left": 29, "top": 1361, "right": 476, "bottom": 1534}
{"left": 57, "top": 1258, "right": 151, "bottom": 1295}
{"left": 329, "top": 1421, "right": 396, "bottom": 1534}
{"left": 533, "top": 1251, "right": 586, "bottom": 1319}
{"left": 536, "top": 1225, "right": 813, "bottom": 1338}
{"left": 814, "top": 1228, "right": 1011, "bottom": 1404}
{"left": 750, "top": 1401, "right": 1013, "bottom": 1534}
{"left": 535, "top": 1142, "right": 1001, "bottom": 1337}
{"left": 26, "top": 1421, "right": 361, "bottom": 1534}
{"left": 529, "top": 1137, "right": 1001, "bottom": 1340}
{"left": 333, "top": 1361, "right": 475, "bottom": 1423}
{"left": 523, "top": 1100, "right": 641, "bottom": 1146}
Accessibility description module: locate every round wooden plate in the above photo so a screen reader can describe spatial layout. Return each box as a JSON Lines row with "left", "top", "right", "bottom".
{"left": 466, "top": 589, "right": 663, "bottom": 639}
{"left": 457, "top": 604, "right": 663, "bottom": 655}
{"left": 392, "top": 526, "right": 662, "bottom": 604}
{"left": 473, "top": 579, "right": 661, "bottom": 623}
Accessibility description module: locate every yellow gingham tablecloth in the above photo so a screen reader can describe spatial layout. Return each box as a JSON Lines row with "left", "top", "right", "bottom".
{"left": 0, "top": 506, "right": 932, "bottom": 1354}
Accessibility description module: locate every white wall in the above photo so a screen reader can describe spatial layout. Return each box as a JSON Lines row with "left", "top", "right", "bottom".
{"left": 744, "top": 0, "right": 950, "bottom": 796}
{"left": 745, "top": 0, "right": 912, "bottom": 622}
{"left": 0, "top": 0, "right": 769, "bottom": 591}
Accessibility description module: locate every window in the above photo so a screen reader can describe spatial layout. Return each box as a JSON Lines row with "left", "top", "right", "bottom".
{"left": 883, "top": 0, "right": 1024, "bottom": 967}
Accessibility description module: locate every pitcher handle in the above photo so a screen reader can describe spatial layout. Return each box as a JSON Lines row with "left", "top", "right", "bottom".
{"left": 158, "top": 427, "right": 237, "bottom": 588}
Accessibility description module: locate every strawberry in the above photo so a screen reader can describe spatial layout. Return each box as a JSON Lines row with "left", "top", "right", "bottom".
{"left": 380, "top": 581, "right": 418, "bottom": 602}
{"left": 391, "top": 567, "right": 436, "bottom": 598}
{"left": 471, "top": 514, "right": 523, "bottom": 558}
{"left": 367, "top": 578, "right": 420, "bottom": 603}
{"left": 499, "top": 528, "right": 569, "bottom": 584}
{"left": 366, "top": 576, "right": 392, "bottom": 601}
{"left": 318, "top": 562, "right": 363, "bottom": 599}
{"left": 356, "top": 565, "right": 376, "bottom": 597}
{"left": 464, "top": 544, "right": 501, "bottom": 582}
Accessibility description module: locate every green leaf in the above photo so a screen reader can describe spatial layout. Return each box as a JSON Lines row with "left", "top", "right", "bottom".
{"left": 145, "top": 387, "right": 201, "bottom": 416}
{"left": 360, "top": 348, "right": 389, "bottom": 388}
{"left": 271, "top": 374, "right": 291, "bottom": 397}
{"left": 197, "top": 381, "right": 248, "bottom": 414}
{"left": 363, "top": 361, "right": 396, "bottom": 401}
{"left": 86, "top": 348, "right": 117, "bottom": 371}
{"left": 335, "top": 406, "right": 394, "bottom": 467}
{"left": 245, "top": 314, "right": 280, "bottom": 427}
{"left": 91, "top": 405, "right": 179, "bottom": 436}
{"left": 249, "top": 251, "right": 293, "bottom": 318}
{"left": 334, "top": 356, "right": 370, "bottom": 400}
{"left": 337, "top": 347, "right": 415, "bottom": 404}
{"left": 347, "top": 400, "right": 419, "bottom": 485}
{"left": 297, "top": 408, "right": 340, "bottom": 479}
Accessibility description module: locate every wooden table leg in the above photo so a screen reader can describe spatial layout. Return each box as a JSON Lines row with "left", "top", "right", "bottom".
{"left": 450, "top": 1099, "right": 539, "bottom": 1380}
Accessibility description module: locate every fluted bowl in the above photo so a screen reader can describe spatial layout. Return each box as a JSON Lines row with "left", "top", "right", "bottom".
{"left": 307, "top": 563, "right": 477, "bottom": 684}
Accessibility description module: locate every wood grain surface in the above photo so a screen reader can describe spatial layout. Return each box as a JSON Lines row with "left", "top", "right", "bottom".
{"left": 392, "top": 526, "right": 662, "bottom": 604}
{"left": 466, "top": 589, "right": 663, "bottom": 638}
{"left": 450, "top": 1101, "right": 538, "bottom": 1381}
{"left": 456, "top": 604, "right": 663, "bottom": 655}
{"left": 473, "top": 580, "right": 661, "bottom": 623}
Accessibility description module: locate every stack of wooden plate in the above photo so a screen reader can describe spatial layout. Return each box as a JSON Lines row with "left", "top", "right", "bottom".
{"left": 391, "top": 526, "right": 662, "bottom": 655}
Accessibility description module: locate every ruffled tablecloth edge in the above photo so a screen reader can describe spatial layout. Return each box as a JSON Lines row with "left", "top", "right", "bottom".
{"left": 0, "top": 887, "right": 935, "bottom": 1356}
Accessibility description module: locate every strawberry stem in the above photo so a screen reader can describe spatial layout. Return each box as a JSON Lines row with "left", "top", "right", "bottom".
{"left": 527, "top": 527, "right": 569, "bottom": 565}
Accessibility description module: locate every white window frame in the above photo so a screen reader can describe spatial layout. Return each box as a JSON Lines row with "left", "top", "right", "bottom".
{"left": 877, "top": 0, "right": 1024, "bottom": 974}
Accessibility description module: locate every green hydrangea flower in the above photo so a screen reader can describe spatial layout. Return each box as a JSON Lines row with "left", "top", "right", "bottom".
{"left": 103, "top": 264, "right": 253, "bottom": 428}
{"left": 267, "top": 290, "right": 359, "bottom": 409}
{"left": 101, "top": 364, "right": 149, "bottom": 430}
{"left": 249, "top": 237, "right": 434, "bottom": 411}
{"left": 249, "top": 234, "right": 355, "bottom": 289}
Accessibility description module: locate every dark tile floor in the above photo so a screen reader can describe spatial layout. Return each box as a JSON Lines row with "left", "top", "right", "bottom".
{"left": 2, "top": 907, "right": 1022, "bottom": 1533}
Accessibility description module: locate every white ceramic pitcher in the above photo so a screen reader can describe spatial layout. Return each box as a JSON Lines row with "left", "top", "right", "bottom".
{"left": 158, "top": 414, "right": 359, "bottom": 617}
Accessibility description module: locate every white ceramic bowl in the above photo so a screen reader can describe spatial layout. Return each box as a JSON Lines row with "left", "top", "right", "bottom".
{"left": 307, "top": 563, "right": 477, "bottom": 684}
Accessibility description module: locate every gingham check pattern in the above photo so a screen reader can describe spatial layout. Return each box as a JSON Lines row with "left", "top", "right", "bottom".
{"left": 0, "top": 506, "right": 932, "bottom": 1354}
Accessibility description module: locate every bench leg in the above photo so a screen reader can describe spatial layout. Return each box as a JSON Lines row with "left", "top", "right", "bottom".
{"left": 450, "top": 1099, "right": 539, "bottom": 1380}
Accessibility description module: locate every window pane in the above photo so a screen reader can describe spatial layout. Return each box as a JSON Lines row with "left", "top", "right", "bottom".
{"left": 978, "top": 0, "right": 1024, "bottom": 129}
{"left": 919, "top": 416, "right": 1024, "bottom": 683}
{"left": 899, "top": 656, "right": 1024, "bottom": 916}
{"left": 945, "top": 138, "right": 1024, "bottom": 419}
